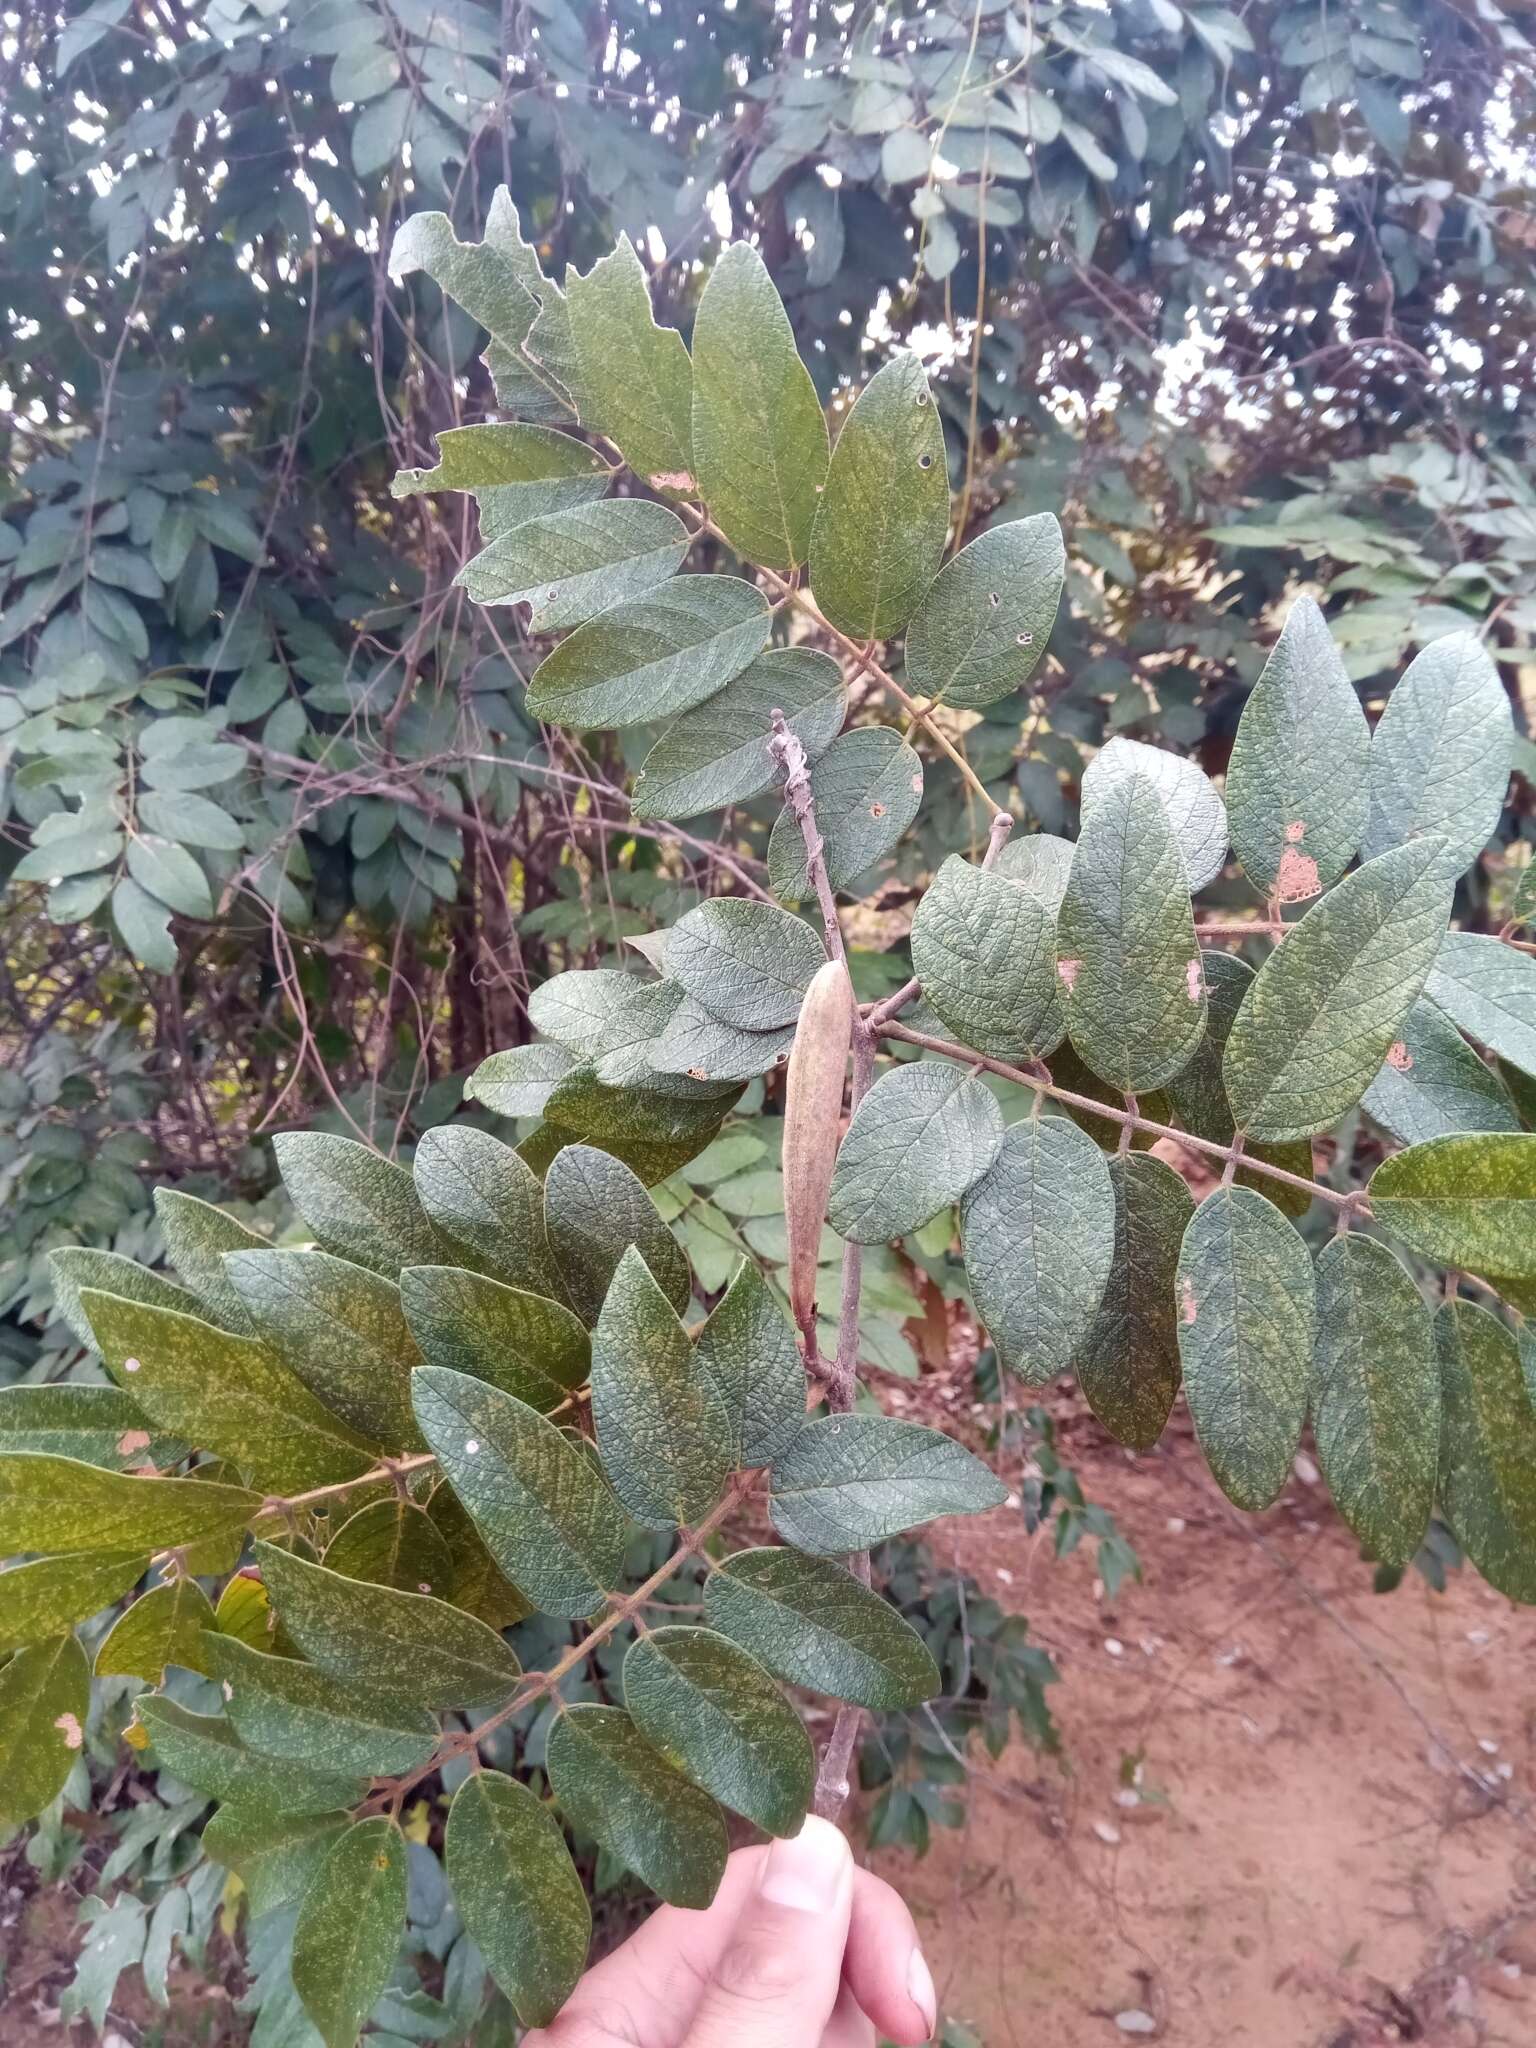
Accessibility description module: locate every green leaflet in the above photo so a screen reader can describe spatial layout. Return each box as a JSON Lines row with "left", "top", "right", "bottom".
{"left": 590, "top": 1248, "right": 732, "bottom": 1528}
{"left": 959, "top": 1116, "right": 1116, "bottom": 1383}
{"left": 322, "top": 1499, "right": 455, "bottom": 1599}
{"left": 910, "top": 855, "right": 1060, "bottom": 1059}
{"left": 445, "top": 1772, "right": 591, "bottom": 2028}
{"left": 828, "top": 1061, "right": 1004, "bottom": 1244}
{"left": 224, "top": 1251, "right": 423, "bottom": 1453}
{"left": 1312, "top": 1237, "right": 1436, "bottom": 1567}
{"left": 272, "top": 1132, "right": 442, "bottom": 1277}
{"left": 704, "top": 1547, "right": 939, "bottom": 1709}
{"left": 623, "top": 1625, "right": 814, "bottom": 1837}
{"left": 523, "top": 1121, "right": 722, "bottom": 1190}
{"left": 768, "top": 1414, "right": 1006, "bottom": 1554}
{"left": 632, "top": 646, "right": 846, "bottom": 821}
{"left": 0, "top": 1450, "right": 257, "bottom": 1557}
{"left": 95, "top": 1577, "right": 217, "bottom": 1683}
{"left": 529, "top": 968, "right": 640, "bottom": 1055}
{"left": 134, "top": 1697, "right": 367, "bottom": 1816}
{"left": 1361, "top": 633, "right": 1513, "bottom": 879}
{"left": 558, "top": 235, "right": 694, "bottom": 491}
{"left": 0, "top": 1636, "right": 90, "bottom": 1828}
{"left": 411, "top": 1365, "right": 631, "bottom": 1616}
{"left": 993, "top": 832, "right": 1075, "bottom": 913}
{"left": 650, "top": 997, "right": 796, "bottom": 1083}
{"left": 1436, "top": 1301, "right": 1536, "bottom": 1603}
{"left": 1224, "top": 594, "right": 1370, "bottom": 898}
{"left": 111, "top": 876, "right": 173, "bottom": 971}
{"left": 205, "top": 1635, "right": 438, "bottom": 1777}
{"left": 1223, "top": 840, "right": 1452, "bottom": 1142}
{"left": 412, "top": 1124, "right": 570, "bottom": 1305}
{"left": 154, "top": 1188, "right": 270, "bottom": 1333}
{"left": 464, "top": 1043, "right": 576, "bottom": 1119}
{"left": 400, "top": 1265, "right": 589, "bottom": 1411}
{"left": 1175, "top": 1187, "right": 1316, "bottom": 1512}
{"left": 1073, "top": 1152, "right": 1193, "bottom": 1452}
{"left": 693, "top": 1258, "right": 808, "bottom": 1469}
{"left": 543, "top": 1142, "right": 693, "bottom": 1323}
{"left": 391, "top": 421, "right": 608, "bottom": 498}
{"left": 1424, "top": 931, "right": 1536, "bottom": 1080}
{"left": 0, "top": 1551, "right": 146, "bottom": 1653}
{"left": 427, "top": 1484, "right": 533, "bottom": 1631}
{"left": 545, "top": 1704, "right": 729, "bottom": 1909}
{"left": 0, "top": 1385, "right": 181, "bottom": 1472}
{"left": 767, "top": 726, "right": 925, "bottom": 900}
{"left": 125, "top": 835, "right": 212, "bottom": 918}
{"left": 201, "top": 1808, "right": 350, "bottom": 1923}
{"left": 667, "top": 899, "right": 826, "bottom": 1030}
{"left": 808, "top": 353, "right": 949, "bottom": 640}
{"left": 525, "top": 575, "right": 769, "bottom": 731}
{"left": 255, "top": 1540, "right": 523, "bottom": 1709}
{"left": 456, "top": 498, "right": 689, "bottom": 630}
{"left": 78, "top": 1289, "right": 379, "bottom": 1494}
{"left": 590, "top": 980, "right": 702, "bottom": 1089}
{"left": 389, "top": 191, "right": 549, "bottom": 359}
{"left": 1057, "top": 766, "right": 1207, "bottom": 1092}
{"left": 47, "top": 1246, "right": 202, "bottom": 1353}
{"left": 211, "top": 1572, "right": 287, "bottom": 1655}
{"left": 1369, "top": 1132, "right": 1536, "bottom": 1278}
{"left": 1361, "top": 997, "right": 1519, "bottom": 1146}
{"left": 292, "top": 1817, "right": 409, "bottom": 2048}
{"left": 1080, "top": 735, "right": 1228, "bottom": 893}
{"left": 903, "top": 513, "right": 1064, "bottom": 709}
{"left": 690, "top": 241, "right": 830, "bottom": 570}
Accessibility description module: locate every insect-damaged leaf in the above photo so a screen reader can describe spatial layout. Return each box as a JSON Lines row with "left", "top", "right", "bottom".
{"left": 624, "top": 1625, "right": 814, "bottom": 1837}
{"left": 960, "top": 1116, "right": 1116, "bottom": 1384}
{"left": 1224, "top": 594, "right": 1370, "bottom": 899}
{"left": 133, "top": 1697, "right": 368, "bottom": 1816}
{"left": 667, "top": 898, "right": 826, "bottom": 1031}
{"left": 272, "top": 1132, "right": 442, "bottom": 1277}
{"left": 1361, "top": 998, "right": 1520, "bottom": 1147}
{"left": 95, "top": 1576, "right": 217, "bottom": 1683}
{"left": 1057, "top": 767, "right": 1207, "bottom": 1093}
{"left": 205, "top": 1635, "right": 438, "bottom": 1777}
{"left": 809, "top": 353, "right": 949, "bottom": 641}
{"left": 412, "top": 1365, "right": 632, "bottom": 1617}
{"left": 633, "top": 646, "right": 845, "bottom": 821}
{"left": 1312, "top": 1236, "right": 1437, "bottom": 1568}
{"left": 543, "top": 1142, "right": 692, "bottom": 1323}
{"left": 400, "top": 1265, "right": 589, "bottom": 1411}
{"left": 1436, "top": 1301, "right": 1536, "bottom": 1603}
{"left": 1424, "top": 931, "right": 1536, "bottom": 1081}
{"left": 1175, "top": 1187, "right": 1315, "bottom": 1511}
{"left": 0, "top": 1451, "right": 257, "bottom": 1557}
{"left": 704, "top": 1547, "right": 940, "bottom": 1709}
{"left": 456, "top": 498, "right": 688, "bottom": 630}
{"left": 546, "top": 1704, "right": 729, "bottom": 1909}
{"left": 767, "top": 727, "right": 924, "bottom": 900}
{"left": 1222, "top": 840, "right": 1453, "bottom": 1142}
{"left": 391, "top": 420, "right": 610, "bottom": 498}
{"left": 525, "top": 575, "right": 769, "bottom": 731}
{"left": 903, "top": 513, "right": 1064, "bottom": 708}
{"left": 693, "top": 1258, "right": 807, "bottom": 1469}
{"left": 1081, "top": 735, "right": 1228, "bottom": 893}
{"left": 691, "top": 241, "right": 830, "bottom": 570}
{"left": 1369, "top": 1132, "right": 1536, "bottom": 1279}
{"left": 910, "top": 856, "right": 1060, "bottom": 1060}
{"left": 1073, "top": 1152, "right": 1194, "bottom": 1452}
{"left": 291, "top": 1817, "right": 408, "bottom": 2048}
{"left": 768, "top": 1414, "right": 1006, "bottom": 1554}
{"left": 0, "top": 1635, "right": 90, "bottom": 1827}
{"left": 446, "top": 1772, "right": 591, "bottom": 2029}
{"left": 828, "top": 1061, "right": 1004, "bottom": 1244}
{"left": 554, "top": 235, "right": 695, "bottom": 493}
{"left": 1362, "top": 632, "right": 1513, "bottom": 880}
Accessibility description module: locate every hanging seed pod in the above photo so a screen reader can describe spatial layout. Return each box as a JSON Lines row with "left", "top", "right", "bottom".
{"left": 783, "top": 958, "right": 853, "bottom": 1336}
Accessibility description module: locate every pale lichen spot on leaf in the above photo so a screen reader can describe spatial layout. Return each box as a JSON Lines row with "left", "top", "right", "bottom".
{"left": 1185, "top": 958, "right": 1203, "bottom": 1003}
{"left": 1058, "top": 958, "right": 1082, "bottom": 991}
{"left": 54, "top": 1712, "right": 83, "bottom": 1750}
{"left": 649, "top": 470, "right": 695, "bottom": 491}
{"left": 1275, "top": 821, "right": 1321, "bottom": 902}
{"left": 117, "top": 1429, "right": 152, "bottom": 1456}
{"left": 123, "top": 1355, "right": 141, "bottom": 1374}
{"left": 1386, "top": 1041, "right": 1414, "bottom": 1071}
{"left": 464, "top": 1439, "right": 480, "bottom": 1454}
{"left": 1181, "top": 1277, "right": 1198, "bottom": 1325}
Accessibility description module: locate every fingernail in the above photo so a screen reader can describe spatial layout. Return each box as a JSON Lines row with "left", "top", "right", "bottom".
{"left": 758, "top": 1815, "right": 851, "bottom": 1912}
{"left": 908, "top": 1946, "right": 937, "bottom": 2039}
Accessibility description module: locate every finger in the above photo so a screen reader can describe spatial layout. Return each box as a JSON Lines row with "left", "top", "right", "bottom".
{"left": 821, "top": 1979, "right": 878, "bottom": 2048}
{"left": 682, "top": 1816, "right": 854, "bottom": 2048}
{"left": 844, "top": 1865, "right": 936, "bottom": 2044}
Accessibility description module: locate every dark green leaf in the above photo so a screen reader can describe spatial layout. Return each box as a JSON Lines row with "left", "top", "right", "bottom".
{"left": 400, "top": 1265, "right": 588, "bottom": 1410}
{"left": 1080, "top": 736, "right": 1228, "bottom": 893}
{"left": 525, "top": 575, "right": 769, "bottom": 731}
{"left": 0, "top": 1636, "right": 90, "bottom": 1827}
{"left": 273, "top": 1132, "right": 442, "bottom": 1277}
{"left": 1361, "top": 998, "right": 1520, "bottom": 1146}
{"left": 543, "top": 1142, "right": 692, "bottom": 1323}
{"left": 543, "top": 1060, "right": 739, "bottom": 1153}
{"left": 322, "top": 1498, "right": 455, "bottom": 1599}
{"left": 632, "top": 646, "right": 845, "bottom": 822}
{"left": 1370, "top": 1132, "right": 1536, "bottom": 1279}
{"left": 546, "top": 1704, "right": 728, "bottom": 1908}
{"left": 0, "top": 1451, "right": 256, "bottom": 1556}
{"left": 1424, "top": 932, "right": 1536, "bottom": 1080}
{"left": 904, "top": 514, "right": 1063, "bottom": 709}
{"left": 828, "top": 1061, "right": 1004, "bottom": 1243}
{"left": 134, "top": 1696, "right": 367, "bottom": 1815}
{"left": 1361, "top": 633, "right": 1513, "bottom": 879}
{"left": 768, "top": 1414, "right": 1006, "bottom": 1553}
{"left": 667, "top": 899, "right": 826, "bottom": 1030}
{"left": 693, "top": 1259, "right": 807, "bottom": 1469}
{"left": 1435, "top": 1301, "right": 1536, "bottom": 1603}
{"left": 292, "top": 1817, "right": 409, "bottom": 2048}
{"left": 0, "top": 1551, "right": 146, "bottom": 1653}
{"left": 94, "top": 1577, "right": 217, "bottom": 1683}
{"left": 154, "top": 1188, "right": 271, "bottom": 1333}
{"left": 704, "top": 1547, "right": 939, "bottom": 1708}
{"left": 112, "top": 876, "right": 176, "bottom": 973}
{"left": 48, "top": 1247, "right": 201, "bottom": 1352}
{"left": 445, "top": 1772, "right": 591, "bottom": 2028}
{"left": 412, "top": 1125, "right": 569, "bottom": 1305}
{"left": 992, "top": 832, "right": 1075, "bottom": 913}
{"left": 0, "top": 1385, "right": 180, "bottom": 1472}
{"left": 910, "top": 855, "right": 1060, "bottom": 1059}
{"left": 1073, "top": 1153, "right": 1194, "bottom": 1451}
{"left": 125, "top": 835, "right": 212, "bottom": 918}
{"left": 650, "top": 997, "right": 796, "bottom": 1083}
{"left": 206, "top": 1635, "right": 438, "bottom": 1776}
{"left": 201, "top": 1808, "right": 350, "bottom": 1923}
{"left": 767, "top": 727, "right": 924, "bottom": 899}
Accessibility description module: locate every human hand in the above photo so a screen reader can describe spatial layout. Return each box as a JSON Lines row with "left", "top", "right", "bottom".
{"left": 524, "top": 1816, "right": 937, "bottom": 2047}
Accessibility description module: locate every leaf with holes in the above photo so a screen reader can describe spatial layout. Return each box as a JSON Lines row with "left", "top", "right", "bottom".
{"left": 910, "top": 855, "right": 1060, "bottom": 1060}
{"left": 828, "top": 1061, "right": 1004, "bottom": 1243}
{"left": 904, "top": 513, "right": 1063, "bottom": 709}
{"left": 0, "top": 1385, "right": 180, "bottom": 1473}
{"left": 767, "top": 727, "right": 924, "bottom": 899}
{"left": 1362, "top": 633, "right": 1513, "bottom": 880}
{"left": 1370, "top": 1133, "right": 1536, "bottom": 1279}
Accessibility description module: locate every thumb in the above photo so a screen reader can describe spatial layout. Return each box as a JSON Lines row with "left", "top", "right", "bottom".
{"left": 682, "top": 1817, "right": 855, "bottom": 2048}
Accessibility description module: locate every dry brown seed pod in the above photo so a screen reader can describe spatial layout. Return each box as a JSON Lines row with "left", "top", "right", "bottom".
{"left": 782, "top": 957, "right": 853, "bottom": 1335}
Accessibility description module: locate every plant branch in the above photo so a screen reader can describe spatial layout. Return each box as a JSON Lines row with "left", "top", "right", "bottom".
{"left": 865, "top": 807, "right": 1013, "bottom": 1033}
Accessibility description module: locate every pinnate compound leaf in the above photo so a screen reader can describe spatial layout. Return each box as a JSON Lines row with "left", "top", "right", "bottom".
{"left": 0, "top": 1551, "right": 146, "bottom": 1653}
{"left": 904, "top": 513, "right": 1063, "bottom": 708}
{"left": 828, "top": 1061, "right": 1003, "bottom": 1244}
{"left": 546, "top": 1704, "right": 728, "bottom": 1909}
{"left": 768, "top": 1414, "right": 1006, "bottom": 1554}
{"left": 809, "top": 353, "right": 948, "bottom": 640}
{"left": 255, "top": 1540, "right": 522, "bottom": 1709}
{"left": 412, "top": 1365, "right": 631, "bottom": 1617}
{"left": 47, "top": 1248, "right": 201, "bottom": 1353}
{"left": 693, "top": 1259, "right": 807, "bottom": 1468}
{"left": 464, "top": 1042, "right": 576, "bottom": 1119}
{"left": 272, "top": 1132, "right": 441, "bottom": 1277}
{"left": 400, "top": 1266, "right": 588, "bottom": 1410}
{"left": 1424, "top": 931, "right": 1536, "bottom": 1080}
{"left": 1369, "top": 1132, "right": 1536, "bottom": 1279}
{"left": 1312, "top": 1237, "right": 1437, "bottom": 1567}
{"left": 1081, "top": 735, "right": 1228, "bottom": 893}
{"left": 1224, "top": 595, "right": 1369, "bottom": 898}
{"left": 456, "top": 499, "right": 689, "bottom": 630}
{"left": 767, "top": 727, "right": 924, "bottom": 900}
{"left": 591, "top": 1248, "right": 732, "bottom": 1528}
{"left": 205, "top": 1635, "right": 438, "bottom": 1777}
{"left": 412, "top": 1125, "right": 569, "bottom": 1304}
{"left": 322, "top": 1498, "right": 455, "bottom": 1599}
{"left": 292, "top": 1817, "right": 408, "bottom": 2048}
{"left": 445, "top": 1772, "right": 591, "bottom": 2028}
{"left": 1361, "top": 998, "right": 1520, "bottom": 1147}
{"left": 1436, "top": 1301, "right": 1536, "bottom": 1602}
{"left": 1057, "top": 768, "right": 1207, "bottom": 1093}
{"left": 0, "top": 1636, "right": 90, "bottom": 1827}
{"left": 1362, "top": 633, "right": 1513, "bottom": 879}
{"left": 1222, "top": 840, "right": 1453, "bottom": 1142}
{"left": 559, "top": 235, "right": 694, "bottom": 491}
{"left": 633, "top": 647, "right": 845, "bottom": 821}
{"left": 667, "top": 899, "right": 826, "bottom": 1030}
{"left": 623, "top": 1625, "right": 813, "bottom": 1837}
{"left": 690, "top": 241, "right": 829, "bottom": 569}
{"left": 1175, "top": 1187, "right": 1315, "bottom": 1511}
{"left": 704, "top": 1547, "right": 939, "bottom": 1709}
{"left": 910, "top": 855, "right": 1060, "bottom": 1060}
{"left": 201, "top": 1808, "right": 349, "bottom": 1923}
{"left": 0, "top": 1451, "right": 257, "bottom": 1556}
{"left": 134, "top": 1697, "right": 367, "bottom": 1815}
{"left": 0, "top": 1385, "right": 180, "bottom": 1472}
{"left": 95, "top": 1577, "right": 217, "bottom": 1683}
{"left": 544, "top": 1142, "right": 692, "bottom": 1323}
{"left": 1073, "top": 1153, "right": 1194, "bottom": 1451}
{"left": 391, "top": 421, "right": 608, "bottom": 498}
{"left": 153, "top": 1188, "right": 270, "bottom": 1333}
{"left": 959, "top": 1116, "right": 1116, "bottom": 1383}
{"left": 526, "top": 575, "right": 769, "bottom": 731}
